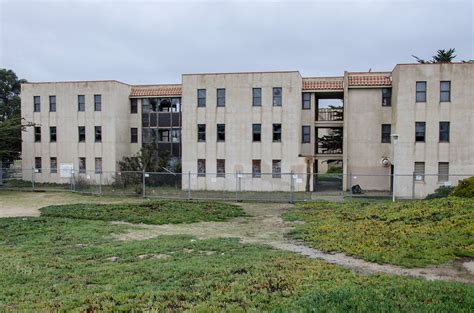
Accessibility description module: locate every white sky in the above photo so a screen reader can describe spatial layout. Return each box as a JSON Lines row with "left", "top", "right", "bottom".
{"left": 1, "top": 0, "right": 472, "bottom": 84}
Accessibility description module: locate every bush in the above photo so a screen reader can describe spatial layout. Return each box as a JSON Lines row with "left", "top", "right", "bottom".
{"left": 326, "top": 166, "right": 342, "bottom": 174}
{"left": 425, "top": 185, "right": 455, "bottom": 199}
{"left": 451, "top": 176, "right": 474, "bottom": 198}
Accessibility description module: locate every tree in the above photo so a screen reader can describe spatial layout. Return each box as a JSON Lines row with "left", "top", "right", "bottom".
{"left": 0, "top": 69, "right": 29, "bottom": 164}
{"left": 412, "top": 48, "right": 457, "bottom": 64}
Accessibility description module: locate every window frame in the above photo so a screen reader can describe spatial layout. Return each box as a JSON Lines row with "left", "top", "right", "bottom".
{"left": 252, "top": 88, "right": 262, "bottom": 107}
{"left": 34, "top": 157, "right": 42, "bottom": 173}
{"left": 217, "top": 88, "right": 225, "bottom": 107}
{"left": 95, "top": 157, "right": 102, "bottom": 174}
{"left": 34, "top": 96, "right": 40, "bottom": 112}
{"left": 382, "top": 88, "right": 391, "bottom": 106}
{"left": 50, "top": 126, "right": 57, "bottom": 143}
{"left": 252, "top": 159, "right": 261, "bottom": 178}
{"left": 302, "top": 125, "right": 310, "bottom": 143}
{"left": 94, "top": 126, "right": 102, "bottom": 143}
{"left": 50, "top": 157, "right": 57, "bottom": 173}
{"left": 49, "top": 95, "right": 56, "bottom": 112}
{"left": 272, "top": 160, "right": 282, "bottom": 178}
{"left": 440, "top": 81, "right": 451, "bottom": 102}
{"left": 78, "top": 126, "right": 86, "bottom": 142}
{"left": 414, "top": 162, "right": 425, "bottom": 181}
{"left": 34, "top": 126, "right": 41, "bottom": 142}
{"left": 217, "top": 124, "right": 225, "bottom": 142}
{"left": 216, "top": 159, "right": 225, "bottom": 177}
{"left": 381, "top": 124, "right": 391, "bottom": 143}
{"left": 272, "top": 123, "right": 282, "bottom": 142}
{"left": 94, "top": 94, "right": 102, "bottom": 111}
{"left": 416, "top": 81, "right": 427, "bottom": 102}
{"left": 197, "top": 124, "right": 206, "bottom": 142}
{"left": 415, "top": 122, "right": 426, "bottom": 142}
{"left": 79, "top": 157, "right": 86, "bottom": 174}
{"left": 302, "top": 92, "right": 311, "bottom": 109}
{"left": 131, "top": 127, "right": 138, "bottom": 143}
{"left": 78, "top": 95, "right": 85, "bottom": 112}
{"left": 197, "top": 89, "right": 206, "bottom": 107}
{"left": 438, "top": 162, "right": 449, "bottom": 182}
{"left": 439, "top": 121, "right": 450, "bottom": 142}
{"left": 273, "top": 87, "right": 282, "bottom": 106}
{"left": 197, "top": 159, "right": 206, "bottom": 177}
{"left": 130, "top": 98, "right": 138, "bottom": 113}
{"left": 252, "top": 123, "right": 261, "bottom": 142}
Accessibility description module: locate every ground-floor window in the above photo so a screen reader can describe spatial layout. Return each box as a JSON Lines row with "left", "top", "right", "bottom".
{"left": 272, "top": 160, "right": 281, "bottom": 178}
{"left": 252, "top": 160, "right": 261, "bottom": 178}
{"left": 35, "top": 157, "right": 42, "bottom": 173}
{"left": 50, "top": 157, "right": 57, "bottom": 173}
{"left": 79, "top": 157, "right": 86, "bottom": 174}
{"left": 216, "top": 159, "right": 225, "bottom": 177}
{"left": 95, "top": 158, "right": 102, "bottom": 174}
{"left": 197, "top": 159, "right": 206, "bottom": 177}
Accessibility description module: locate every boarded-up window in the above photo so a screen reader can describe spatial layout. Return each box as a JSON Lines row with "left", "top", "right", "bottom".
{"left": 438, "top": 162, "right": 449, "bottom": 182}
{"left": 414, "top": 162, "right": 425, "bottom": 181}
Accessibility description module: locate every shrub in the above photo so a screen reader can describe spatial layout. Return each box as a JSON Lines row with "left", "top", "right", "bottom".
{"left": 327, "top": 166, "right": 342, "bottom": 174}
{"left": 425, "top": 185, "right": 455, "bottom": 199}
{"left": 451, "top": 176, "right": 474, "bottom": 198}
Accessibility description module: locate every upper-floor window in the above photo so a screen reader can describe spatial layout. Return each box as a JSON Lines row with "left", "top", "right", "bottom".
{"left": 130, "top": 98, "right": 138, "bottom": 113}
{"left": 49, "top": 96, "right": 56, "bottom": 112}
{"left": 171, "top": 129, "right": 180, "bottom": 143}
{"left": 217, "top": 88, "right": 225, "bottom": 107}
{"left": 440, "top": 81, "right": 451, "bottom": 102}
{"left": 34, "top": 96, "right": 40, "bottom": 112}
{"left": 302, "top": 125, "right": 310, "bottom": 143}
{"left": 78, "top": 95, "right": 85, "bottom": 111}
{"left": 273, "top": 123, "right": 282, "bottom": 142}
{"left": 302, "top": 93, "right": 311, "bottom": 109}
{"left": 50, "top": 157, "right": 57, "bottom": 173}
{"left": 253, "top": 88, "right": 262, "bottom": 106}
{"left": 197, "top": 124, "right": 206, "bottom": 142}
{"left": 79, "top": 157, "right": 86, "bottom": 174}
{"left": 415, "top": 122, "right": 425, "bottom": 142}
{"left": 95, "top": 126, "right": 102, "bottom": 142}
{"left": 131, "top": 128, "right": 138, "bottom": 143}
{"left": 381, "top": 124, "right": 391, "bottom": 143}
{"left": 382, "top": 88, "right": 391, "bottom": 106}
{"left": 197, "top": 89, "right": 206, "bottom": 107}
{"left": 34, "top": 157, "right": 42, "bottom": 173}
{"left": 273, "top": 87, "right": 282, "bottom": 106}
{"left": 50, "top": 126, "right": 57, "bottom": 142}
{"left": 78, "top": 126, "right": 86, "bottom": 142}
{"left": 34, "top": 126, "right": 41, "bottom": 142}
{"left": 158, "top": 129, "right": 170, "bottom": 142}
{"left": 216, "top": 159, "right": 225, "bottom": 177}
{"left": 439, "top": 122, "right": 450, "bottom": 142}
{"left": 416, "top": 81, "right": 426, "bottom": 102}
{"left": 94, "top": 95, "right": 101, "bottom": 111}
{"left": 252, "top": 159, "right": 261, "bottom": 178}
{"left": 217, "top": 124, "right": 225, "bottom": 142}
{"left": 252, "top": 124, "right": 261, "bottom": 142}
{"left": 95, "top": 157, "right": 102, "bottom": 174}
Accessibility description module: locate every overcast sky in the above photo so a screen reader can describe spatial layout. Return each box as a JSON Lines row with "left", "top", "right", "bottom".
{"left": 1, "top": 0, "right": 472, "bottom": 84}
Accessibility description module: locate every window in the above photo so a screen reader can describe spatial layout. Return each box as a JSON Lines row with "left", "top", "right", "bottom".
{"left": 438, "top": 162, "right": 449, "bottom": 182}
{"left": 50, "top": 157, "right": 57, "bottom": 173}
{"left": 416, "top": 81, "right": 426, "bottom": 102}
{"left": 197, "top": 159, "right": 206, "bottom": 177}
{"left": 302, "top": 126, "right": 310, "bottom": 143}
{"left": 171, "top": 129, "right": 180, "bottom": 143}
{"left": 34, "top": 157, "right": 42, "bottom": 173}
{"left": 49, "top": 96, "right": 56, "bottom": 112}
{"left": 197, "top": 89, "right": 206, "bottom": 107}
{"left": 94, "top": 95, "right": 101, "bottom": 111}
{"left": 252, "top": 124, "right": 261, "bottom": 142}
{"left": 302, "top": 93, "right": 311, "bottom": 109}
{"left": 440, "top": 81, "right": 451, "bottom": 102}
{"left": 34, "top": 127, "right": 41, "bottom": 142}
{"left": 439, "top": 122, "right": 450, "bottom": 142}
{"left": 273, "top": 123, "right": 282, "bottom": 142}
{"left": 197, "top": 124, "right": 206, "bottom": 142}
{"left": 79, "top": 157, "right": 86, "bottom": 174}
{"left": 382, "top": 88, "right": 391, "bottom": 106}
{"left": 253, "top": 88, "right": 262, "bottom": 106}
{"left": 78, "top": 95, "right": 85, "bottom": 111}
{"left": 381, "top": 124, "right": 391, "bottom": 143}
{"left": 415, "top": 122, "right": 425, "bottom": 142}
{"left": 34, "top": 96, "right": 40, "bottom": 112}
{"left": 272, "top": 160, "right": 281, "bottom": 178}
{"left": 142, "top": 98, "right": 150, "bottom": 113}
{"left": 78, "top": 126, "right": 86, "bottom": 142}
{"left": 94, "top": 126, "right": 102, "bottom": 142}
{"left": 217, "top": 88, "right": 225, "bottom": 107}
{"left": 95, "top": 158, "right": 102, "bottom": 174}
{"left": 216, "top": 159, "right": 225, "bottom": 177}
{"left": 158, "top": 129, "right": 170, "bottom": 142}
{"left": 252, "top": 160, "right": 261, "bottom": 178}
{"left": 414, "top": 162, "right": 425, "bottom": 181}
{"left": 273, "top": 87, "right": 282, "bottom": 106}
{"left": 50, "top": 126, "right": 57, "bottom": 142}
{"left": 131, "top": 128, "right": 138, "bottom": 143}
{"left": 217, "top": 124, "right": 225, "bottom": 142}
{"left": 130, "top": 98, "right": 138, "bottom": 113}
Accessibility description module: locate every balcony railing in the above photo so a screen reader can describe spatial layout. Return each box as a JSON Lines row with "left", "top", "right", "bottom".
{"left": 316, "top": 141, "right": 343, "bottom": 155}
{"left": 317, "top": 108, "right": 343, "bottom": 121}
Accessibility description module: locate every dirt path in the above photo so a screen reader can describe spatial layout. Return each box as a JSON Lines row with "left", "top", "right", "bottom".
{"left": 113, "top": 202, "right": 474, "bottom": 284}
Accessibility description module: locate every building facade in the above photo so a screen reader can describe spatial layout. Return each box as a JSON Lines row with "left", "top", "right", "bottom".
{"left": 20, "top": 62, "right": 474, "bottom": 198}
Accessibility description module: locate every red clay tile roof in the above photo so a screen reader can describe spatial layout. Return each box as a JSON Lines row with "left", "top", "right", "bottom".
{"left": 303, "top": 78, "right": 343, "bottom": 90}
{"left": 130, "top": 85, "right": 182, "bottom": 97}
{"left": 348, "top": 75, "right": 391, "bottom": 87}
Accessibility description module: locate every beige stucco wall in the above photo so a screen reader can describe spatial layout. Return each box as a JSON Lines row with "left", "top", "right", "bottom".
{"left": 21, "top": 81, "right": 135, "bottom": 184}
{"left": 181, "top": 72, "right": 307, "bottom": 191}
{"left": 391, "top": 63, "right": 474, "bottom": 198}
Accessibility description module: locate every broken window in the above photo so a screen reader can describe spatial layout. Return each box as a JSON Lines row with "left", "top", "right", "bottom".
{"left": 217, "top": 124, "right": 225, "bottom": 142}
{"left": 197, "top": 159, "right": 206, "bottom": 177}
{"left": 198, "top": 124, "right": 206, "bottom": 142}
{"left": 252, "top": 160, "right": 261, "bottom": 178}
{"left": 272, "top": 160, "right": 281, "bottom": 178}
{"left": 50, "top": 157, "right": 57, "bottom": 173}
{"left": 95, "top": 157, "right": 102, "bottom": 174}
{"left": 273, "top": 123, "right": 281, "bottom": 142}
{"left": 95, "top": 126, "right": 102, "bottom": 142}
{"left": 78, "top": 126, "right": 86, "bottom": 142}
{"left": 35, "top": 157, "right": 42, "bottom": 173}
{"left": 79, "top": 157, "right": 86, "bottom": 174}
{"left": 216, "top": 159, "right": 225, "bottom": 177}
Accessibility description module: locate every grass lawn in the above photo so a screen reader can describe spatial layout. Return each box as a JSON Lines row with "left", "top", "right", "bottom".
{"left": 40, "top": 201, "right": 245, "bottom": 224}
{"left": 1, "top": 215, "right": 473, "bottom": 311}
{"left": 284, "top": 198, "right": 474, "bottom": 267}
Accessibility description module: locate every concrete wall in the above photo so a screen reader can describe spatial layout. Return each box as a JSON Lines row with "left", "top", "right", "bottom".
{"left": 392, "top": 63, "right": 474, "bottom": 198}
{"left": 181, "top": 72, "right": 307, "bottom": 191}
{"left": 21, "top": 81, "right": 133, "bottom": 183}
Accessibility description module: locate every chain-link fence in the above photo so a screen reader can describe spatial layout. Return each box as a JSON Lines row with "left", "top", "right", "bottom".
{"left": 1, "top": 167, "right": 472, "bottom": 202}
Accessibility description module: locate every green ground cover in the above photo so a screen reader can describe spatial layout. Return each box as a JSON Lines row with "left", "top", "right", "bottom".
{"left": 284, "top": 198, "right": 474, "bottom": 267}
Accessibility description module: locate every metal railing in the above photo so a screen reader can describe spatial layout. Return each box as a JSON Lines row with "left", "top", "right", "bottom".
{"left": 317, "top": 108, "right": 343, "bottom": 121}
{"left": 0, "top": 167, "right": 472, "bottom": 203}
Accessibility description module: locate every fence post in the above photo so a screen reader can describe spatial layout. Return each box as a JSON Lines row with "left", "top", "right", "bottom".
{"left": 31, "top": 167, "right": 35, "bottom": 191}
{"left": 290, "top": 171, "right": 295, "bottom": 204}
{"left": 187, "top": 171, "right": 191, "bottom": 200}
{"left": 142, "top": 170, "right": 146, "bottom": 198}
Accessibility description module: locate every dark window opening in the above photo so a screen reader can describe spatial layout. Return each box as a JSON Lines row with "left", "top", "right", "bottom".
{"left": 94, "top": 126, "right": 102, "bottom": 142}
{"left": 34, "top": 96, "right": 41, "bottom": 112}
{"left": 95, "top": 157, "right": 102, "bottom": 174}
{"left": 131, "top": 128, "right": 138, "bottom": 143}
{"left": 35, "top": 157, "right": 42, "bottom": 173}
{"left": 79, "top": 157, "right": 86, "bottom": 174}
{"left": 50, "top": 157, "right": 57, "bottom": 173}
{"left": 382, "top": 88, "right": 391, "bottom": 106}
{"left": 252, "top": 124, "right": 261, "bottom": 142}
{"left": 50, "top": 126, "right": 57, "bottom": 142}
{"left": 439, "top": 121, "right": 450, "bottom": 142}
{"left": 381, "top": 124, "right": 391, "bottom": 143}
{"left": 130, "top": 98, "right": 138, "bottom": 113}
{"left": 198, "top": 159, "right": 206, "bottom": 177}
{"left": 252, "top": 160, "right": 261, "bottom": 178}
{"left": 415, "top": 122, "right": 426, "bottom": 142}
{"left": 34, "top": 127, "right": 41, "bottom": 142}
{"left": 198, "top": 124, "right": 206, "bottom": 142}
{"left": 273, "top": 123, "right": 282, "bottom": 142}
{"left": 216, "top": 159, "right": 225, "bottom": 177}
{"left": 217, "top": 124, "right": 225, "bottom": 142}
{"left": 78, "top": 126, "right": 86, "bottom": 142}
